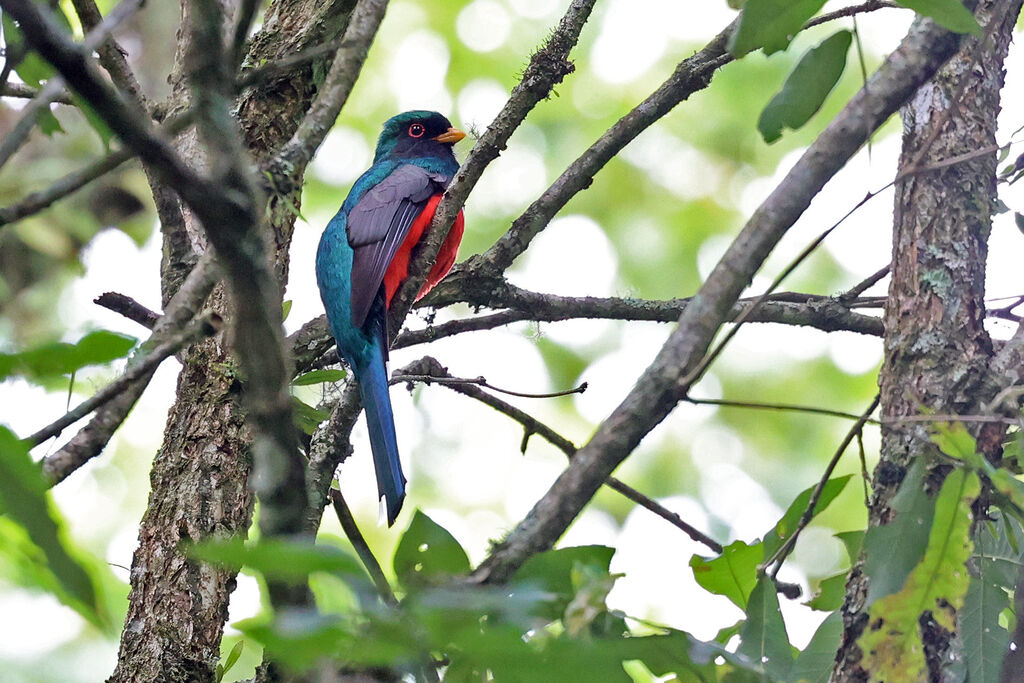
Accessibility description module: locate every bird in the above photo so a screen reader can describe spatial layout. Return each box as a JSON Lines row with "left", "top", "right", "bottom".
{"left": 315, "top": 111, "right": 466, "bottom": 526}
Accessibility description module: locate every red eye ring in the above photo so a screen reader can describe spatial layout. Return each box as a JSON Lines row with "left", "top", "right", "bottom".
{"left": 408, "top": 123, "right": 426, "bottom": 138}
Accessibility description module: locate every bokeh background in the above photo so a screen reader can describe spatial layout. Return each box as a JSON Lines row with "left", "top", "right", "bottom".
{"left": 2, "top": 0, "right": 1023, "bottom": 679}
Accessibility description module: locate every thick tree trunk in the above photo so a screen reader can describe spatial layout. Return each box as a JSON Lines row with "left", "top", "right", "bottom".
{"left": 108, "top": 1, "right": 356, "bottom": 680}
{"left": 833, "top": 1, "right": 1022, "bottom": 679}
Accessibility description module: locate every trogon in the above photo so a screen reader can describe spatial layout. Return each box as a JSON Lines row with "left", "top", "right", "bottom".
{"left": 316, "top": 111, "right": 466, "bottom": 526}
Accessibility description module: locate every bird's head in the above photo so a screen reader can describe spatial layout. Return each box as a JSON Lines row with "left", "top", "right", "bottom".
{"left": 373, "top": 110, "right": 466, "bottom": 163}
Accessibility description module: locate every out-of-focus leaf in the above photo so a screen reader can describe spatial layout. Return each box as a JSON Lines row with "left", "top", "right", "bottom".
{"left": 862, "top": 458, "right": 934, "bottom": 606}
{"left": 292, "top": 396, "right": 329, "bottom": 435}
{"left": 564, "top": 563, "right": 622, "bottom": 637}
{"left": 764, "top": 474, "right": 852, "bottom": 559}
{"left": 0, "top": 329, "right": 137, "bottom": 381}
{"left": 188, "top": 536, "right": 366, "bottom": 584}
{"left": 393, "top": 510, "right": 470, "bottom": 589}
{"left": 0, "top": 426, "right": 99, "bottom": 621}
{"left": 788, "top": 611, "right": 842, "bottom": 683}
{"left": 758, "top": 31, "right": 852, "bottom": 143}
{"left": 690, "top": 540, "right": 761, "bottom": 610}
{"left": 737, "top": 575, "right": 794, "bottom": 681}
{"left": 858, "top": 469, "right": 979, "bottom": 681}
{"left": 962, "top": 572, "right": 1009, "bottom": 683}
{"left": 729, "top": 0, "right": 827, "bottom": 56}
{"left": 835, "top": 530, "right": 865, "bottom": 564}
{"left": 71, "top": 94, "right": 113, "bottom": 149}
{"left": 896, "top": 0, "right": 982, "bottom": 35}
{"left": 806, "top": 572, "right": 847, "bottom": 612}
{"left": 292, "top": 369, "right": 346, "bottom": 386}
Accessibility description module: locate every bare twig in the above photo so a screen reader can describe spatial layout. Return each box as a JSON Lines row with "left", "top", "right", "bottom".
{"left": 41, "top": 253, "right": 220, "bottom": 484}
{"left": 390, "top": 0, "right": 599, "bottom": 330}
{"left": 28, "top": 311, "right": 221, "bottom": 446}
{"left": 329, "top": 488, "right": 398, "bottom": 607}
{"left": 269, "top": 0, "right": 389, "bottom": 179}
{"left": 397, "top": 357, "right": 723, "bottom": 553}
{"left": 0, "top": 0, "right": 146, "bottom": 170}
{"left": 839, "top": 264, "right": 891, "bottom": 302}
{"left": 0, "top": 109, "right": 195, "bottom": 228}
{"left": 95, "top": 292, "right": 160, "bottom": 329}
{"left": 0, "top": 81, "right": 72, "bottom": 103}
{"left": 683, "top": 397, "right": 881, "bottom": 423}
{"left": 763, "top": 395, "right": 880, "bottom": 578}
{"left": 391, "top": 373, "right": 586, "bottom": 400}
{"left": 70, "top": 0, "right": 148, "bottom": 108}
{"left": 472, "top": 15, "right": 970, "bottom": 585}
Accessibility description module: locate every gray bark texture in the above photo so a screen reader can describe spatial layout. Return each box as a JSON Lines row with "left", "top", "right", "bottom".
{"left": 107, "top": 1, "right": 356, "bottom": 680}
{"left": 832, "top": 0, "right": 1023, "bottom": 679}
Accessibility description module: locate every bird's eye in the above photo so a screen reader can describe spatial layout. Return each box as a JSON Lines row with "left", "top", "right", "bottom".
{"left": 408, "top": 123, "right": 425, "bottom": 138}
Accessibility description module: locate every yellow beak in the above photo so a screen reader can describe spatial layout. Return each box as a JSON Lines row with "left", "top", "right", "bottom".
{"left": 434, "top": 127, "right": 466, "bottom": 144}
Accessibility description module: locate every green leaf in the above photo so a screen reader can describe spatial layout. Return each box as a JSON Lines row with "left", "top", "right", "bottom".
{"left": 564, "top": 563, "right": 622, "bottom": 637}
{"left": 962, "top": 572, "right": 1009, "bottom": 683}
{"left": 764, "top": 474, "right": 852, "bottom": 559}
{"left": 217, "top": 639, "right": 245, "bottom": 682}
{"left": 857, "top": 469, "right": 979, "bottom": 681}
{"left": 292, "top": 369, "right": 347, "bottom": 386}
{"left": 292, "top": 397, "right": 329, "bottom": 435}
{"left": 758, "top": 30, "right": 852, "bottom": 143}
{"left": 393, "top": 510, "right": 470, "bottom": 589}
{"left": 690, "top": 540, "right": 762, "bottom": 610}
{"left": 737, "top": 575, "right": 794, "bottom": 681}
{"left": 188, "top": 536, "right": 366, "bottom": 584}
{"left": 862, "top": 458, "right": 934, "bottom": 606}
{"left": 895, "top": 0, "right": 982, "bottom": 35}
{"left": 806, "top": 572, "right": 847, "bottom": 612}
{"left": 0, "top": 329, "right": 138, "bottom": 381}
{"left": 37, "top": 108, "right": 65, "bottom": 137}
{"left": 282, "top": 299, "right": 293, "bottom": 321}
{"left": 71, "top": 93, "right": 113, "bottom": 149}
{"left": 728, "top": 0, "right": 827, "bottom": 56}
{"left": 835, "top": 530, "right": 865, "bottom": 564}
{"left": 788, "top": 611, "right": 842, "bottom": 683}
{"left": 514, "top": 545, "right": 615, "bottom": 620}
{"left": 0, "top": 426, "right": 99, "bottom": 619}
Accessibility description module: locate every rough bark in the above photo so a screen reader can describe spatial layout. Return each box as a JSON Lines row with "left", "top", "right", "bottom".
{"left": 108, "top": 1, "right": 357, "bottom": 680}
{"left": 833, "top": 0, "right": 1022, "bottom": 679}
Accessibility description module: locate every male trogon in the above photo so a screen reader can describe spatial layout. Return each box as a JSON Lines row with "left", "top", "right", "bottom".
{"left": 315, "top": 111, "right": 466, "bottom": 526}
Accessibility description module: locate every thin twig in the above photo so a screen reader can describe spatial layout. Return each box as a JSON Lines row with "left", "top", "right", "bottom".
{"left": 0, "top": 109, "right": 195, "bottom": 228}
{"left": 0, "top": 0, "right": 146, "bottom": 171}
{"left": 0, "top": 81, "right": 72, "bottom": 103}
{"left": 329, "top": 488, "right": 398, "bottom": 607}
{"left": 27, "top": 311, "right": 221, "bottom": 446}
{"left": 839, "top": 264, "right": 891, "bottom": 303}
{"left": 683, "top": 396, "right": 881, "bottom": 424}
{"left": 764, "top": 396, "right": 880, "bottom": 578}
{"left": 397, "top": 357, "right": 722, "bottom": 553}
{"left": 95, "top": 292, "right": 160, "bottom": 329}
{"left": 391, "top": 373, "right": 586, "bottom": 400}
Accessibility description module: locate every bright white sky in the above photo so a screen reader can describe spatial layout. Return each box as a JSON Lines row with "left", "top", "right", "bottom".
{"left": 3, "top": 1, "right": 1024, "bottom": 678}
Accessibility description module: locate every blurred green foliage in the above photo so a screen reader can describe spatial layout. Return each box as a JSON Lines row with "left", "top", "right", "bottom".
{"left": 3, "top": 0, "right": 1012, "bottom": 680}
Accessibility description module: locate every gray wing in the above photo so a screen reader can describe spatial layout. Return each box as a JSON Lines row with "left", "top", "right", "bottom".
{"left": 347, "top": 164, "right": 447, "bottom": 328}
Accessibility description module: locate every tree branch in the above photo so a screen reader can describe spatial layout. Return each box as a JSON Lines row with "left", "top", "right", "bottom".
{"left": 395, "top": 356, "right": 722, "bottom": 553}
{"left": 388, "top": 0, "right": 598, "bottom": 332}
{"left": 27, "top": 312, "right": 221, "bottom": 446}
{"left": 472, "top": 13, "right": 969, "bottom": 585}
{"left": 41, "top": 252, "right": 220, "bottom": 484}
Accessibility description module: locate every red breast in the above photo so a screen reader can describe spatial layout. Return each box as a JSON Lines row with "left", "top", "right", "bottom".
{"left": 382, "top": 194, "right": 465, "bottom": 307}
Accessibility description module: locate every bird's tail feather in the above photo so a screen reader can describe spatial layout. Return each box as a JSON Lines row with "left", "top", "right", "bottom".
{"left": 356, "top": 352, "right": 406, "bottom": 526}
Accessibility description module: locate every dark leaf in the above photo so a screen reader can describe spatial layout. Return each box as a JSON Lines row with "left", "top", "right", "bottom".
{"left": 758, "top": 30, "right": 852, "bottom": 143}
{"left": 895, "top": 0, "right": 982, "bottom": 35}
{"left": 737, "top": 575, "right": 794, "bottom": 680}
{"left": 0, "top": 426, "right": 99, "bottom": 620}
{"left": 393, "top": 510, "right": 470, "bottom": 589}
{"left": 729, "top": 0, "right": 827, "bottom": 56}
